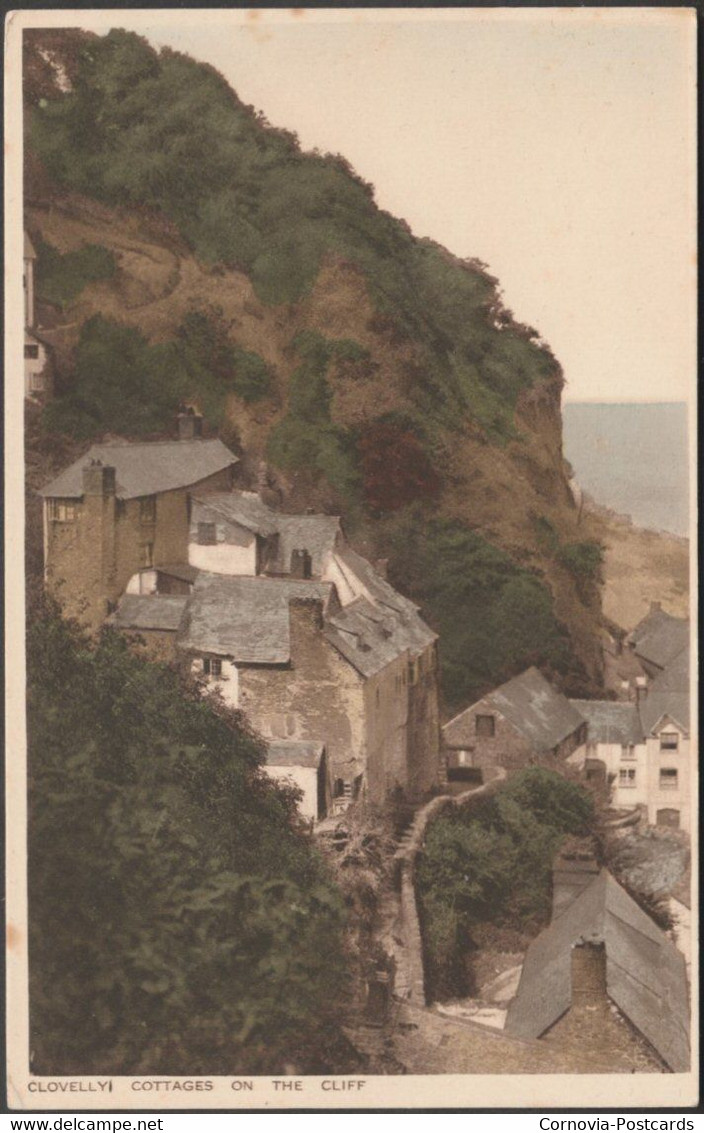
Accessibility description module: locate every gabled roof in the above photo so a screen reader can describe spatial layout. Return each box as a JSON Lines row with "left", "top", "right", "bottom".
{"left": 334, "top": 546, "right": 437, "bottom": 657}
{"left": 192, "top": 491, "right": 278, "bottom": 537}
{"left": 639, "top": 648, "right": 690, "bottom": 735}
{"left": 272, "top": 513, "right": 341, "bottom": 577}
{"left": 177, "top": 573, "right": 332, "bottom": 663}
{"left": 266, "top": 740, "right": 324, "bottom": 769}
{"left": 444, "top": 667, "right": 583, "bottom": 753}
{"left": 39, "top": 439, "right": 238, "bottom": 500}
{"left": 324, "top": 595, "right": 412, "bottom": 678}
{"left": 505, "top": 869, "right": 690, "bottom": 1072}
{"left": 569, "top": 700, "right": 643, "bottom": 746}
{"left": 111, "top": 594, "right": 189, "bottom": 632}
{"left": 627, "top": 608, "right": 689, "bottom": 671}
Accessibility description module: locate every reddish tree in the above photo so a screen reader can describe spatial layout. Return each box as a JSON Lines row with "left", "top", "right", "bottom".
{"left": 358, "top": 421, "right": 441, "bottom": 513}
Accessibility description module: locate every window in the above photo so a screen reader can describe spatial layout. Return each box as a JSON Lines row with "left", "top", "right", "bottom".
{"left": 618, "top": 768, "right": 636, "bottom": 787}
{"left": 198, "top": 522, "right": 217, "bottom": 545}
{"left": 659, "top": 768, "right": 678, "bottom": 790}
{"left": 30, "top": 374, "right": 45, "bottom": 392}
{"left": 476, "top": 715, "right": 495, "bottom": 738}
{"left": 621, "top": 744, "right": 636, "bottom": 761}
{"left": 24, "top": 344, "right": 39, "bottom": 360}
{"left": 660, "top": 732, "right": 679, "bottom": 751}
{"left": 139, "top": 495, "right": 156, "bottom": 524}
{"left": 458, "top": 750, "right": 469, "bottom": 766}
{"left": 202, "top": 657, "right": 222, "bottom": 678}
{"left": 140, "top": 542, "right": 154, "bottom": 568}
{"left": 47, "top": 499, "right": 76, "bottom": 522}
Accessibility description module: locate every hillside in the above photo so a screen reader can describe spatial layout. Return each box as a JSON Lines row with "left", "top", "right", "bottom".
{"left": 23, "top": 27, "right": 609, "bottom": 709}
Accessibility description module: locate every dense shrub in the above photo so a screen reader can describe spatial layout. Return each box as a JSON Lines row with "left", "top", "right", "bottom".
{"left": 34, "top": 237, "right": 116, "bottom": 310}
{"left": 386, "top": 513, "right": 571, "bottom": 709}
{"left": 28, "top": 599, "right": 348, "bottom": 1075}
{"left": 28, "top": 27, "right": 562, "bottom": 442}
{"left": 357, "top": 420, "right": 441, "bottom": 513}
{"left": 41, "top": 311, "right": 272, "bottom": 439}
{"left": 416, "top": 770, "right": 594, "bottom": 999}
{"left": 557, "top": 540, "right": 604, "bottom": 581}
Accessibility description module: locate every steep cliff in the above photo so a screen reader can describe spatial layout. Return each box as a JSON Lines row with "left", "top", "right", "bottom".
{"left": 23, "top": 27, "right": 607, "bottom": 710}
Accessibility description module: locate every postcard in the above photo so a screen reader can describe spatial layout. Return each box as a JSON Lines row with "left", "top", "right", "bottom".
{"left": 5, "top": 6, "right": 698, "bottom": 1112}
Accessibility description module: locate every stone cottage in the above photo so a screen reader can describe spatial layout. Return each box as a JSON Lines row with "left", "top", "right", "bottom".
{"left": 569, "top": 633, "right": 691, "bottom": 831}
{"left": 505, "top": 855, "right": 690, "bottom": 1072}
{"left": 39, "top": 418, "right": 239, "bottom": 630}
{"left": 442, "top": 667, "right": 586, "bottom": 782}
{"left": 60, "top": 467, "right": 443, "bottom": 811}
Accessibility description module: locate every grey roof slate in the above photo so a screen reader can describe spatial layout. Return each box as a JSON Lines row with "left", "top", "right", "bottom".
{"left": 39, "top": 439, "right": 238, "bottom": 500}
{"left": 266, "top": 740, "right": 324, "bottom": 769}
{"left": 627, "top": 608, "right": 689, "bottom": 670}
{"left": 639, "top": 649, "right": 690, "bottom": 734}
{"left": 569, "top": 700, "right": 644, "bottom": 746}
{"left": 192, "top": 491, "right": 279, "bottom": 537}
{"left": 155, "top": 562, "right": 199, "bottom": 584}
{"left": 444, "top": 667, "right": 583, "bottom": 753}
{"left": 272, "top": 513, "right": 341, "bottom": 577}
{"left": 177, "top": 573, "right": 332, "bottom": 663}
{"left": 324, "top": 596, "right": 412, "bottom": 678}
{"left": 112, "top": 594, "right": 189, "bottom": 632}
{"left": 505, "top": 869, "right": 690, "bottom": 1072}
{"left": 335, "top": 546, "right": 437, "bottom": 658}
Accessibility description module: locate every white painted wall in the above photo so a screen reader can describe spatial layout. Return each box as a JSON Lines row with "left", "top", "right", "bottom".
{"left": 191, "top": 656, "right": 239, "bottom": 708}
{"left": 24, "top": 254, "right": 34, "bottom": 327}
{"left": 645, "top": 721, "right": 690, "bottom": 831}
{"left": 262, "top": 764, "right": 319, "bottom": 823}
{"left": 126, "top": 570, "right": 158, "bottom": 595}
{"left": 188, "top": 521, "right": 257, "bottom": 576}
{"left": 24, "top": 335, "right": 49, "bottom": 399}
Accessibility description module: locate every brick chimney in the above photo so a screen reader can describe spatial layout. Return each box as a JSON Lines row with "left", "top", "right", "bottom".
{"left": 375, "top": 557, "right": 389, "bottom": 581}
{"left": 570, "top": 940, "right": 607, "bottom": 1006}
{"left": 177, "top": 409, "right": 203, "bottom": 440}
{"left": 81, "top": 460, "right": 117, "bottom": 619}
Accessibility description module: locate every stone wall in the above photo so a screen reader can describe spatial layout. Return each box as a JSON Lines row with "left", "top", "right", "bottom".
{"left": 394, "top": 771, "right": 506, "bottom": 1005}
{"left": 407, "top": 642, "right": 442, "bottom": 800}
{"left": 445, "top": 696, "right": 581, "bottom": 776}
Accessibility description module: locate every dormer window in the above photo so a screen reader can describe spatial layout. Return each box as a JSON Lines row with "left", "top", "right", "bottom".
{"left": 198, "top": 522, "right": 217, "bottom": 545}
{"left": 24, "top": 344, "right": 39, "bottom": 360}
{"left": 660, "top": 732, "right": 679, "bottom": 751}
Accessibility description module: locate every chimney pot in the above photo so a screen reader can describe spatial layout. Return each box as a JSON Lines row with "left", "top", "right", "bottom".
{"left": 83, "top": 462, "right": 116, "bottom": 497}
{"left": 178, "top": 411, "right": 203, "bottom": 440}
{"left": 375, "top": 557, "right": 389, "bottom": 580}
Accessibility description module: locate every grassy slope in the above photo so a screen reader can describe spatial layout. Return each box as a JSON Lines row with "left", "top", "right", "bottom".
{"left": 24, "top": 28, "right": 608, "bottom": 706}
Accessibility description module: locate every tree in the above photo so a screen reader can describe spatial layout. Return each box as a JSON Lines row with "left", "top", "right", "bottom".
{"left": 28, "top": 599, "right": 349, "bottom": 1075}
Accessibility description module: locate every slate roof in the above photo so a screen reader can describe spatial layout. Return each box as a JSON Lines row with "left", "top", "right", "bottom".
{"left": 325, "top": 596, "right": 412, "bottom": 678}
{"left": 272, "top": 513, "right": 341, "bottom": 576}
{"left": 335, "top": 546, "right": 437, "bottom": 658}
{"left": 639, "top": 648, "right": 690, "bottom": 735}
{"left": 111, "top": 594, "right": 189, "bottom": 632}
{"left": 569, "top": 700, "right": 644, "bottom": 746}
{"left": 191, "top": 492, "right": 341, "bottom": 576}
{"left": 155, "top": 562, "right": 199, "bottom": 584}
{"left": 627, "top": 608, "right": 689, "bottom": 671}
{"left": 177, "top": 573, "right": 332, "bottom": 663}
{"left": 444, "top": 667, "right": 583, "bottom": 753}
{"left": 192, "top": 491, "right": 278, "bottom": 537}
{"left": 505, "top": 869, "right": 689, "bottom": 1072}
{"left": 266, "top": 740, "right": 324, "bottom": 769}
{"left": 39, "top": 439, "right": 238, "bottom": 500}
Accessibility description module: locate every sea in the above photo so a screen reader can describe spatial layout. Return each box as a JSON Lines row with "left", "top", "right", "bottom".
{"left": 562, "top": 402, "right": 690, "bottom": 538}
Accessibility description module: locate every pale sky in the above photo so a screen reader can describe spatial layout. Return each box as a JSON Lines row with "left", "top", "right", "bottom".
{"left": 34, "top": 9, "right": 701, "bottom": 402}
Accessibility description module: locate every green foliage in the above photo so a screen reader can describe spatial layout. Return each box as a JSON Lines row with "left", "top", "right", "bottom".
{"left": 557, "top": 540, "right": 604, "bottom": 581}
{"left": 417, "top": 770, "right": 593, "bottom": 999}
{"left": 28, "top": 28, "right": 562, "bottom": 443}
{"left": 35, "top": 237, "right": 116, "bottom": 310}
{"left": 28, "top": 598, "right": 348, "bottom": 1074}
{"left": 42, "top": 310, "right": 272, "bottom": 439}
{"left": 267, "top": 331, "right": 361, "bottom": 504}
{"left": 386, "top": 513, "right": 570, "bottom": 710}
